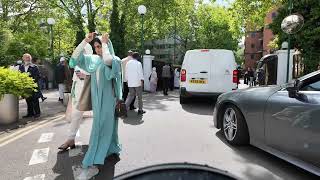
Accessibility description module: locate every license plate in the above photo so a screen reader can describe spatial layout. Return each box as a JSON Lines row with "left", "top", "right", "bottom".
{"left": 189, "top": 79, "right": 207, "bottom": 84}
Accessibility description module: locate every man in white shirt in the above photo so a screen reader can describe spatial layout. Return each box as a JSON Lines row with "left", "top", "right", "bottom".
{"left": 121, "top": 50, "right": 136, "bottom": 110}
{"left": 125, "top": 52, "right": 146, "bottom": 115}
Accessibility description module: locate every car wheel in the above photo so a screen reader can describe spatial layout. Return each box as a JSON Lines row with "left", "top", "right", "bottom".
{"left": 180, "top": 96, "right": 187, "bottom": 104}
{"left": 222, "top": 105, "right": 249, "bottom": 145}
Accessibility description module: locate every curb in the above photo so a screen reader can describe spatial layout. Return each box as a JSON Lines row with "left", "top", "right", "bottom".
{"left": 0, "top": 114, "right": 65, "bottom": 147}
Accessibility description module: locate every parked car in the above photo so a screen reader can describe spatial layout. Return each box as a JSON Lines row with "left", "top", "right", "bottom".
{"left": 180, "top": 49, "right": 238, "bottom": 104}
{"left": 213, "top": 70, "right": 320, "bottom": 176}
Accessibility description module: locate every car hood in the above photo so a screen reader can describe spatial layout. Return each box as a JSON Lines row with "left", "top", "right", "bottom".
{"left": 218, "top": 85, "right": 282, "bottom": 102}
{"left": 237, "top": 85, "right": 281, "bottom": 94}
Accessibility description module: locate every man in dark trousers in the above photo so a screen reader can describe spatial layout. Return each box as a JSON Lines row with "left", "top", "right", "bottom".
{"left": 56, "top": 57, "right": 67, "bottom": 103}
{"left": 162, "top": 63, "right": 172, "bottom": 95}
{"left": 19, "top": 53, "right": 41, "bottom": 118}
{"left": 121, "top": 50, "right": 136, "bottom": 110}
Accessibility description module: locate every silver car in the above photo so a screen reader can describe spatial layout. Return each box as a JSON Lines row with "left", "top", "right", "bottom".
{"left": 213, "top": 70, "right": 320, "bottom": 176}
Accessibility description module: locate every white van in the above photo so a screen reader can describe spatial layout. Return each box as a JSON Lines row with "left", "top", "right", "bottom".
{"left": 180, "top": 49, "right": 238, "bottom": 104}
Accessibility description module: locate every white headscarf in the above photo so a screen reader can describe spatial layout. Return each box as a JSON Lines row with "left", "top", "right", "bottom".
{"left": 84, "top": 43, "right": 93, "bottom": 55}
{"left": 150, "top": 67, "right": 158, "bottom": 83}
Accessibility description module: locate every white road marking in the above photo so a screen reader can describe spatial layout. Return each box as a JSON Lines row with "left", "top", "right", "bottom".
{"left": 69, "top": 142, "right": 83, "bottom": 157}
{"left": 0, "top": 115, "right": 64, "bottom": 147}
{"left": 76, "top": 130, "right": 80, "bottom": 137}
{"left": 29, "top": 148, "right": 50, "bottom": 165}
{"left": 38, "top": 133, "right": 54, "bottom": 143}
{"left": 23, "top": 174, "right": 45, "bottom": 180}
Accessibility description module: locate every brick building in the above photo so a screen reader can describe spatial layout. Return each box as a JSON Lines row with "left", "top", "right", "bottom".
{"left": 244, "top": 30, "right": 263, "bottom": 70}
{"left": 263, "top": 8, "right": 278, "bottom": 55}
{"left": 244, "top": 8, "right": 278, "bottom": 70}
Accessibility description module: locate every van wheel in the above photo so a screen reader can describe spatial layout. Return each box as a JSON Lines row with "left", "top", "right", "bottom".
{"left": 222, "top": 105, "right": 249, "bottom": 145}
{"left": 180, "top": 96, "right": 188, "bottom": 104}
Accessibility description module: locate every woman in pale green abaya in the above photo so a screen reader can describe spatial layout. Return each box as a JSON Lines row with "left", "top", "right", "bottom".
{"left": 69, "top": 33, "right": 122, "bottom": 180}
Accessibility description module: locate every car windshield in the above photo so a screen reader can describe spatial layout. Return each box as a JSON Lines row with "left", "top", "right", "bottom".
{"left": 298, "top": 70, "right": 320, "bottom": 81}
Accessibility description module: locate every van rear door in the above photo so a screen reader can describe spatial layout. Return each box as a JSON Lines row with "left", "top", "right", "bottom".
{"left": 185, "top": 50, "right": 211, "bottom": 92}
{"left": 209, "top": 50, "right": 236, "bottom": 93}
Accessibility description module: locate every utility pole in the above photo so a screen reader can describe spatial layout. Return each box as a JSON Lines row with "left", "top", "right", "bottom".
{"left": 173, "top": 13, "right": 177, "bottom": 65}
{"left": 286, "top": 0, "right": 293, "bottom": 82}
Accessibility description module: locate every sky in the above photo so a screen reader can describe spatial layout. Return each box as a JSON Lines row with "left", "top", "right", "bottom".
{"left": 203, "top": 0, "right": 235, "bottom": 7}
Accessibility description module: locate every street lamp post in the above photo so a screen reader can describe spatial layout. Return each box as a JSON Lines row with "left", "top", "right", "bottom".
{"left": 138, "top": 5, "right": 147, "bottom": 55}
{"left": 47, "top": 18, "right": 56, "bottom": 61}
{"left": 286, "top": 0, "right": 293, "bottom": 83}
{"left": 173, "top": 14, "right": 177, "bottom": 65}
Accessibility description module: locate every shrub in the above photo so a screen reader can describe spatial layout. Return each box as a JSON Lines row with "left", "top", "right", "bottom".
{"left": 0, "top": 67, "right": 37, "bottom": 100}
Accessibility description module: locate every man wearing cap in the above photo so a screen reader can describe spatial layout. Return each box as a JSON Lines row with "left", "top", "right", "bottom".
{"left": 122, "top": 50, "right": 136, "bottom": 110}
{"left": 19, "top": 53, "right": 41, "bottom": 118}
{"left": 56, "top": 57, "right": 67, "bottom": 103}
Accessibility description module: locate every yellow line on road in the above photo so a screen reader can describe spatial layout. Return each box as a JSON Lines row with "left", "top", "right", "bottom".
{"left": 0, "top": 115, "right": 65, "bottom": 147}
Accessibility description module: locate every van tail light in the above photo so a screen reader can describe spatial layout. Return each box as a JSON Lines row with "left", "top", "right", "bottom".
{"left": 181, "top": 69, "right": 187, "bottom": 82}
{"left": 233, "top": 70, "right": 239, "bottom": 84}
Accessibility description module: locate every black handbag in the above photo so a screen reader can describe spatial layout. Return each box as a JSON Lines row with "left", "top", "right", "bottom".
{"left": 115, "top": 100, "right": 127, "bottom": 118}
{"left": 113, "top": 79, "right": 127, "bottom": 118}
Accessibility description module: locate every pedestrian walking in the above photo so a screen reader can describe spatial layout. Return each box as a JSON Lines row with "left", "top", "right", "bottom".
{"left": 121, "top": 50, "right": 136, "bottom": 110}
{"left": 58, "top": 66, "right": 90, "bottom": 152}
{"left": 32, "top": 58, "right": 47, "bottom": 102}
{"left": 174, "top": 68, "right": 180, "bottom": 89}
{"left": 125, "top": 52, "right": 146, "bottom": 115}
{"left": 19, "top": 53, "right": 41, "bottom": 118}
{"left": 149, "top": 67, "right": 158, "bottom": 93}
{"left": 69, "top": 32, "right": 122, "bottom": 180}
{"left": 248, "top": 68, "right": 255, "bottom": 87}
{"left": 56, "top": 57, "right": 67, "bottom": 103}
{"left": 257, "top": 68, "right": 265, "bottom": 86}
{"left": 162, "top": 63, "right": 172, "bottom": 95}
{"left": 38, "top": 63, "right": 49, "bottom": 90}
{"left": 244, "top": 70, "right": 248, "bottom": 85}
{"left": 170, "top": 65, "right": 175, "bottom": 91}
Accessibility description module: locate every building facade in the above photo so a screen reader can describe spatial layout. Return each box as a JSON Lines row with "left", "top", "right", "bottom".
{"left": 244, "top": 8, "right": 278, "bottom": 70}
{"left": 144, "top": 38, "right": 183, "bottom": 65}
{"left": 263, "top": 8, "right": 278, "bottom": 56}
{"left": 244, "top": 30, "right": 263, "bottom": 70}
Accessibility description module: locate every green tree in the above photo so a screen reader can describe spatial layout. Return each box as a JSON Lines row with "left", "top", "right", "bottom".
{"left": 110, "top": 0, "right": 123, "bottom": 56}
{"left": 269, "top": 0, "right": 320, "bottom": 73}
{"left": 231, "top": 0, "right": 284, "bottom": 32}
{"left": 49, "top": 0, "right": 87, "bottom": 46}
{"left": 235, "top": 48, "right": 245, "bottom": 66}
{"left": 194, "top": 4, "right": 238, "bottom": 51}
{"left": 0, "top": 22, "right": 13, "bottom": 66}
{"left": 6, "top": 31, "right": 49, "bottom": 62}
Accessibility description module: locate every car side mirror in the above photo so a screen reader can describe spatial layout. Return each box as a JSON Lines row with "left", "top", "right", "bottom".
{"left": 294, "top": 79, "right": 301, "bottom": 88}
{"left": 287, "top": 79, "right": 301, "bottom": 98}
{"left": 287, "top": 86, "right": 298, "bottom": 98}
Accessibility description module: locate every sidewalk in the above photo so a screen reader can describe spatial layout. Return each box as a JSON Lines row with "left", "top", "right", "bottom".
{"left": 0, "top": 90, "right": 66, "bottom": 135}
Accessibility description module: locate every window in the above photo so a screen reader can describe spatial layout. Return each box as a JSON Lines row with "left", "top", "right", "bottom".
{"left": 301, "top": 80, "right": 320, "bottom": 91}
{"left": 272, "top": 12, "right": 277, "bottom": 19}
{"left": 251, "top": 44, "right": 255, "bottom": 48}
{"left": 251, "top": 33, "right": 256, "bottom": 38}
{"left": 251, "top": 54, "right": 255, "bottom": 59}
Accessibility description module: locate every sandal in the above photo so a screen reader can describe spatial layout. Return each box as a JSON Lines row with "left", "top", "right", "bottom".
{"left": 58, "top": 143, "right": 76, "bottom": 151}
